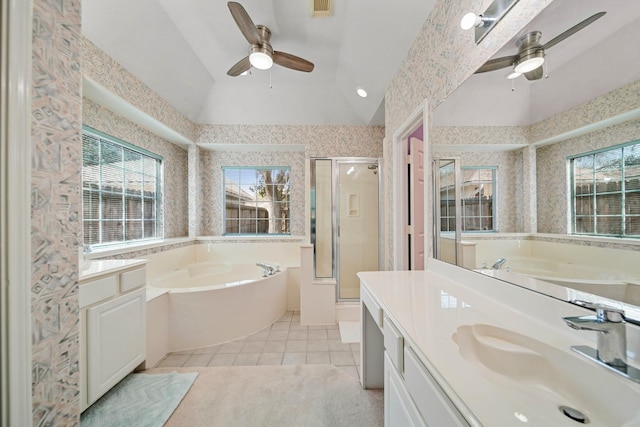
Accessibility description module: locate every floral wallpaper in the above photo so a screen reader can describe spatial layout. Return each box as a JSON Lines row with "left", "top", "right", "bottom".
{"left": 82, "top": 38, "right": 197, "bottom": 142}
{"left": 83, "top": 99, "right": 189, "bottom": 238}
{"left": 31, "top": 0, "right": 82, "bottom": 425}
{"left": 196, "top": 124, "right": 384, "bottom": 236}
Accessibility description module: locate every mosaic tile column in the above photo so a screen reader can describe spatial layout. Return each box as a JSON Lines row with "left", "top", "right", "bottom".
{"left": 188, "top": 144, "right": 199, "bottom": 237}
{"left": 522, "top": 145, "right": 537, "bottom": 233}
{"left": 31, "top": 0, "right": 82, "bottom": 425}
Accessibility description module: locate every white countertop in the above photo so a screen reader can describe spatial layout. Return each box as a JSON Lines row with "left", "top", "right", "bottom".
{"left": 358, "top": 260, "right": 640, "bottom": 427}
{"left": 80, "top": 258, "right": 148, "bottom": 282}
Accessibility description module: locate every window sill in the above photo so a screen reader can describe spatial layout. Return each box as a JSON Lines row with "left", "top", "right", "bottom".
{"left": 83, "top": 237, "right": 194, "bottom": 260}
{"left": 196, "top": 235, "right": 306, "bottom": 243}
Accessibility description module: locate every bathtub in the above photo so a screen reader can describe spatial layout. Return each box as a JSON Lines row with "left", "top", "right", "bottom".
{"left": 476, "top": 240, "right": 640, "bottom": 305}
{"left": 145, "top": 245, "right": 292, "bottom": 352}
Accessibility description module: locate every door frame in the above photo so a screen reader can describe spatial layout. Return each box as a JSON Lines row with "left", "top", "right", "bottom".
{"left": 0, "top": 0, "right": 33, "bottom": 425}
{"left": 392, "top": 100, "right": 429, "bottom": 270}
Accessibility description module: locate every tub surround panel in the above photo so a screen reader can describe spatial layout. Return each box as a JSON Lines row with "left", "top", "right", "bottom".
{"left": 31, "top": 0, "right": 83, "bottom": 425}
{"left": 83, "top": 99, "right": 189, "bottom": 238}
{"left": 82, "top": 37, "right": 196, "bottom": 142}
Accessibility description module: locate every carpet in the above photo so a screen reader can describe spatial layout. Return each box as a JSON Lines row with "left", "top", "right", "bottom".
{"left": 148, "top": 365, "right": 383, "bottom": 427}
{"left": 338, "top": 321, "right": 361, "bottom": 343}
{"left": 81, "top": 371, "right": 198, "bottom": 427}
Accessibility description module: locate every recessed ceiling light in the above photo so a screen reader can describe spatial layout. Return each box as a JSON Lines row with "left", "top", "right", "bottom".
{"left": 356, "top": 87, "right": 368, "bottom": 98}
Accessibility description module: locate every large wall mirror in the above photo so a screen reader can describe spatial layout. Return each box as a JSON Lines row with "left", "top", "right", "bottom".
{"left": 432, "top": 0, "right": 640, "bottom": 322}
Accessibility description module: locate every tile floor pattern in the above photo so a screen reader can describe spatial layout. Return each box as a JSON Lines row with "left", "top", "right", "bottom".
{"left": 156, "top": 312, "right": 361, "bottom": 379}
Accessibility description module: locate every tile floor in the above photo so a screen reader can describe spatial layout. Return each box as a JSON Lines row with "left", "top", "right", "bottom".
{"left": 155, "top": 311, "right": 361, "bottom": 379}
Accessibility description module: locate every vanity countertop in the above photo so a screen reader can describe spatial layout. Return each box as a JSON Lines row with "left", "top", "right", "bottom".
{"left": 358, "top": 260, "right": 640, "bottom": 427}
{"left": 80, "top": 258, "right": 148, "bottom": 282}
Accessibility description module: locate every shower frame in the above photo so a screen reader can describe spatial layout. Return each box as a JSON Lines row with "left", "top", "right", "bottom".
{"left": 310, "top": 157, "right": 383, "bottom": 302}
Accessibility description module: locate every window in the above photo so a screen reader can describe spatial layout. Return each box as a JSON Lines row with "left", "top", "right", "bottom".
{"left": 570, "top": 141, "right": 640, "bottom": 238}
{"left": 82, "top": 126, "right": 162, "bottom": 247}
{"left": 440, "top": 166, "right": 496, "bottom": 232}
{"left": 223, "top": 167, "right": 290, "bottom": 235}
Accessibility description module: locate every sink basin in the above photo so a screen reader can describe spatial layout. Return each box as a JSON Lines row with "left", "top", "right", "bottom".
{"left": 452, "top": 324, "right": 640, "bottom": 426}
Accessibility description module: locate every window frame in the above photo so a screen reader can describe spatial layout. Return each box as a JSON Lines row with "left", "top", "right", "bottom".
{"left": 569, "top": 139, "right": 640, "bottom": 238}
{"left": 222, "top": 166, "right": 292, "bottom": 236}
{"left": 81, "top": 125, "right": 163, "bottom": 249}
{"left": 460, "top": 166, "right": 497, "bottom": 233}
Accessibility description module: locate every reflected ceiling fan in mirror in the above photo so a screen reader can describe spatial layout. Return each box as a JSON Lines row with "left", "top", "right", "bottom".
{"left": 475, "top": 11, "right": 606, "bottom": 81}
{"left": 226, "top": 1, "right": 315, "bottom": 77}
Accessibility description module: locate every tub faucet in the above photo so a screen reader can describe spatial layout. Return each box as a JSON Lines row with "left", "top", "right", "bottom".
{"left": 256, "top": 262, "right": 275, "bottom": 276}
{"left": 491, "top": 258, "right": 507, "bottom": 270}
{"left": 563, "top": 302, "right": 640, "bottom": 383}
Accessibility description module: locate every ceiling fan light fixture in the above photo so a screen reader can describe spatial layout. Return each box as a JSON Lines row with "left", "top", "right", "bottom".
{"left": 506, "top": 71, "right": 521, "bottom": 80}
{"left": 514, "top": 50, "right": 544, "bottom": 74}
{"left": 249, "top": 45, "right": 273, "bottom": 70}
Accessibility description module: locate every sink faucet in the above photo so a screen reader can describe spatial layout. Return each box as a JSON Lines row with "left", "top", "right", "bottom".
{"left": 491, "top": 258, "right": 507, "bottom": 270}
{"left": 256, "top": 262, "right": 275, "bottom": 276}
{"left": 563, "top": 303, "right": 626, "bottom": 367}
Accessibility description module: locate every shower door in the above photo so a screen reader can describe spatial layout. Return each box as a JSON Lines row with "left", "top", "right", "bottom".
{"left": 310, "top": 158, "right": 381, "bottom": 301}
{"left": 336, "top": 161, "right": 380, "bottom": 300}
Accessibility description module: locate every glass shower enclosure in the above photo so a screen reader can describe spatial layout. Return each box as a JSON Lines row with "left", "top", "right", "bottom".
{"left": 310, "top": 158, "right": 381, "bottom": 301}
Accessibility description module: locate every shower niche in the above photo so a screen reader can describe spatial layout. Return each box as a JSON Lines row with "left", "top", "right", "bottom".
{"left": 310, "top": 158, "right": 381, "bottom": 301}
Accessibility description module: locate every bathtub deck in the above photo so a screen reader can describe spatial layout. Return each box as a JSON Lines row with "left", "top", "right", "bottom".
{"left": 154, "top": 311, "right": 361, "bottom": 380}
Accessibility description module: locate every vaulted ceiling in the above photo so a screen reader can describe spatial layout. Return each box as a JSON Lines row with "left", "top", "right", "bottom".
{"left": 82, "top": 0, "right": 437, "bottom": 126}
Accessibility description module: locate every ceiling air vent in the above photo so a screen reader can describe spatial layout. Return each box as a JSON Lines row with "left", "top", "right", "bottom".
{"left": 311, "top": 0, "right": 332, "bottom": 17}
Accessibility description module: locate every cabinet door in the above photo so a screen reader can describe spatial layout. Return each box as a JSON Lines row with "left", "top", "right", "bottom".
{"left": 385, "top": 353, "right": 425, "bottom": 427}
{"left": 86, "top": 288, "right": 146, "bottom": 405}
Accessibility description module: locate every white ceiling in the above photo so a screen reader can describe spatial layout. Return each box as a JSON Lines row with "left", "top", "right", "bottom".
{"left": 82, "top": 0, "right": 437, "bottom": 126}
{"left": 433, "top": 0, "right": 640, "bottom": 127}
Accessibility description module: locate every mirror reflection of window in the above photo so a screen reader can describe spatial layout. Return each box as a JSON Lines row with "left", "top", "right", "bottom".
{"left": 439, "top": 166, "right": 497, "bottom": 232}
{"left": 223, "top": 167, "right": 291, "bottom": 235}
{"left": 571, "top": 141, "right": 640, "bottom": 237}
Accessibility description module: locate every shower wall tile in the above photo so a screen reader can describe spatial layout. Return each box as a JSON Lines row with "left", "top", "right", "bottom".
{"left": 31, "top": 0, "right": 82, "bottom": 425}
{"left": 383, "top": 0, "right": 553, "bottom": 268}
{"left": 83, "top": 99, "right": 189, "bottom": 238}
{"left": 82, "top": 37, "right": 197, "bottom": 142}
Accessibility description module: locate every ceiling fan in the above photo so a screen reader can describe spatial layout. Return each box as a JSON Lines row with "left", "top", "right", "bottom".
{"left": 226, "top": 1, "right": 315, "bottom": 76}
{"left": 475, "top": 11, "right": 606, "bottom": 81}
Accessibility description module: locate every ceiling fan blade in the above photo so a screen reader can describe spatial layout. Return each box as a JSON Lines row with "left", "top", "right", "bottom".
{"left": 475, "top": 55, "right": 518, "bottom": 73}
{"left": 524, "top": 66, "right": 544, "bottom": 81}
{"left": 273, "top": 51, "right": 314, "bottom": 72}
{"left": 228, "top": 2, "right": 262, "bottom": 45}
{"left": 227, "top": 56, "right": 251, "bottom": 76}
{"left": 542, "top": 11, "right": 606, "bottom": 51}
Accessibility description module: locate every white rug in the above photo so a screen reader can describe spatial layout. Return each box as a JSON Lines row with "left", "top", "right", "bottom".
{"left": 81, "top": 371, "right": 198, "bottom": 427}
{"left": 338, "top": 321, "right": 361, "bottom": 343}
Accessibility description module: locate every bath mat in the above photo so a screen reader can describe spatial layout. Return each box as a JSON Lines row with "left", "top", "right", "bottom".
{"left": 81, "top": 371, "right": 198, "bottom": 427}
{"left": 338, "top": 321, "right": 360, "bottom": 343}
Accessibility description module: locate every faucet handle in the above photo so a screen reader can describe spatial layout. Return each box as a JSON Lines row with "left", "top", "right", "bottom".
{"left": 574, "top": 300, "right": 625, "bottom": 322}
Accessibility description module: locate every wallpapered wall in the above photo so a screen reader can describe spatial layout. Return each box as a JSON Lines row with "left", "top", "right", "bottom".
{"left": 196, "top": 124, "right": 384, "bottom": 237}
{"left": 31, "top": 0, "right": 82, "bottom": 425}
{"left": 82, "top": 99, "right": 189, "bottom": 238}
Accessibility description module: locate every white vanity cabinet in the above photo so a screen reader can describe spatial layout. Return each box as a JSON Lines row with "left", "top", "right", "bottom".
{"left": 361, "top": 281, "right": 469, "bottom": 427}
{"left": 79, "top": 261, "right": 147, "bottom": 411}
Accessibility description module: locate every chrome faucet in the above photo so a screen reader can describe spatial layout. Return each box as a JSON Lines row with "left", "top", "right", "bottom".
{"left": 563, "top": 302, "right": 640, "bottom": 383}
{"left": 563, "top": 303, "right": 626, "bottom": 367}
{"left": 491, "top": 258, "right": 507, "bottom": 270}
{"left": 256, "top": 262, "right": 275, "bottom": 276}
